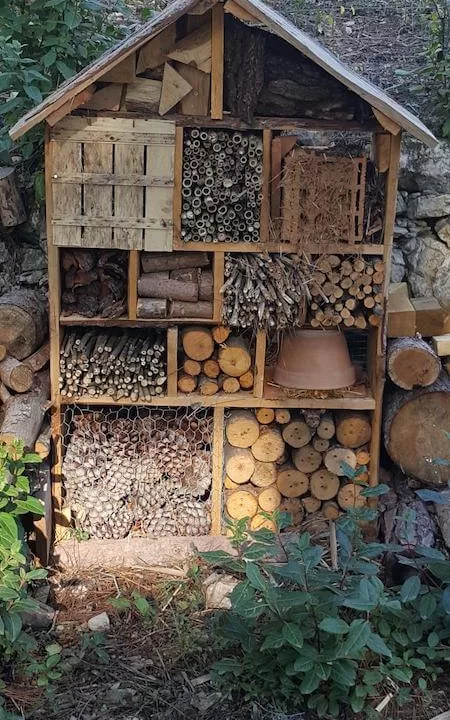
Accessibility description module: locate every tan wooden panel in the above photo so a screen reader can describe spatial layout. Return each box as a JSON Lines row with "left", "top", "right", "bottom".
{"left": 145, "top": 139, "right": 175, "bottom": 251}
{"left": 50, "top": 115, "right": 175, "bottom": 144}
{"left": 114, "top": 143, "right": 145, "bottom": 249}
{"left": 51, "top": 141, "right": 82, "bottom": 246}
{"left": 83, "top": 142, "right": 113, "bottom": 247}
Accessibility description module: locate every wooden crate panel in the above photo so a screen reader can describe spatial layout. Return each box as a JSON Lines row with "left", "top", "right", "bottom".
{"left": 50, "top": 117, "right": 175, "bottom": 251}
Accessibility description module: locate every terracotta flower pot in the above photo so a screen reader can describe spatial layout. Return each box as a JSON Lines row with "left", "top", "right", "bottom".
{"left": 273, "top": 329, "right": 356, "bottom": 389}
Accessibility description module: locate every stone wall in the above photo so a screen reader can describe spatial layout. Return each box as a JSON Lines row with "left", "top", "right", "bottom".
{"left": 392, "top": 138, "right": 450, "bottom": 306}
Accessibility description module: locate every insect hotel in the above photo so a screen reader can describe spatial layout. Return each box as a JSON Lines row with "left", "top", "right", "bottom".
{"left": 10, "top": 0, "right": 437, "bottom": 558}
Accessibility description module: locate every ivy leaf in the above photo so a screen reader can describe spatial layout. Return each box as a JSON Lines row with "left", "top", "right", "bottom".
{"left": 400, "top": 575, "right": 421, "bottom": 603}
{"left": 14, "top": 497, "right": 45, "bottom": 516}
{"left": 212, "top": 658, "right": 242, "bottom": 676}
{"left": 300, "top": 669, "right": 321, "bottom": 694}
{"left": 24, "top": 85, "right": 43, "bottom": 103}
{"left": 245, "top": 562, "right": 266, "bottom": 592}
{"left": 361, "top": 483, "right": 390, "bottom": 497}
{"left": 340, "top": 620, "right": 371, "bottom": 657}
{"left": 3, "top": 612, "right": 22, "bottom": 642}
{"left": 441, "top": 586, "right": 450, "bottom": 614}
{"left": 42, "top": 49, "right": 57, "bottom": 68}
{"left": 330, "top": 659, "right": 357, "bottom": 687}
{"left": 56, "top": 60, "right": 75, "bottom": 79}
{"left": 23, "top": 453, "right": 43, "bottom": 464}
{"left": 282, "top": 622, "right": 303, "bottom": 650}
{"left": 319, "top": 617, "right": 350, "bottom": 635}
{"left": 366, "top": 632, "right": 392, "bottom": 658}
{"left": 0, "top": 512, "right": 19, "bottom": 543}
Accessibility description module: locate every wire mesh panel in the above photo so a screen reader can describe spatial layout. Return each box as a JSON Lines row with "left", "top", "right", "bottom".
{"left": 61, "top": 405, "right": 212, "bottom": 539}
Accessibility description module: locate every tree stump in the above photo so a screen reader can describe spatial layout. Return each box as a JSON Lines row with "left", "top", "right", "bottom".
{"left": 0, "top": 290, "right": 47, "bottom": 360}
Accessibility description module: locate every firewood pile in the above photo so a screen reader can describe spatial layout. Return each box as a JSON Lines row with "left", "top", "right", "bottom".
{"left": 221, "top": 253, "right": 308, "bottom": 330}
{"left": 59, "top": 329, "right": 166, "bottom": 400}
{"left": 62, "top": 408, "right": 213, "bottom": 539}
{"left": 137, "top": 251, "right": 213, "bottom": 319}
{"left": 178, "top": 326, "right": 254, "bottom": 395}
{"left": 60, "top": 249, "right": 127, "bottom": 318}
{"left": 180, "top": 128, "right": 263, "bottom": 244}
{"left": 308, "top": 256, "right": 385, "bottom": 328}
{"left": 224, "top": 408, "right": 372, "bottom": 529}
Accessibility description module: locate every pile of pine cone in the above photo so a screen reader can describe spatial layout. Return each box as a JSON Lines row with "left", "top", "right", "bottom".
{"left": 62, "top": 411, "right": 212, "bottom": 539}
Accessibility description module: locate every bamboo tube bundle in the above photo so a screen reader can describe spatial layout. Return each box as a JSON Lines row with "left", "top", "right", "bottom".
{"left": 308, "top": 256, "right": 385, "bottom": 328}
{"left": 59, "top": 329, "right": 167, "bottom": 400}
{"left": 178, "top": 326, "right": 254, "bottom": 394}
{"left": 222, "top": 253, "right": 308, "bottom": 330}
{"left": 224, "top": 407, "right": 372, "bottom": 526}
{"left": 181, "top": 128, "right": 263, "bottom": 244}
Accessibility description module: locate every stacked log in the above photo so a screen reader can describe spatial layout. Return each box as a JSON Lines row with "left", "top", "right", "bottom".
{"left": 60, "top": 249, "right": 127, "bottom": 318}
{"left": 62, "top": 409, "right": 212, "bottom": 539}
{"left": 224, "top": 408, "right": 372, "bottom": 526}
{"left": 221, "top": 253, "right": 308, "bottom": 330}
{"left": 181, "top": 128, "right": 263, "bottom": 244}
{"left": 387, "top": 337, "right": 441, "bottom": 390}
{"left": 178, "top": 326, "right": 253, "bottom": 395}
{"left": 137, "top": 251, "right": 213, "bottom": 319}
{"left": 59, "top": 329, "right": 166, "bottom": 400}
{"left": 308, "top": 256, "right": 385, "bottom": 328}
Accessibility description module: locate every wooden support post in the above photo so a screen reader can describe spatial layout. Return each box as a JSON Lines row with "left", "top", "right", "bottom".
{"left": 211, "top": 3, "right": 224, "bottom": 120}
{"left": 128, "top": 250, "right": 139, "bottom": 320}
{"left": 254, "top": 329, "right": 266, "bottom": 398}
{"left": 167, "top": 326, "right": 179, "bottom": 397}
{"left": 173, "top": 125, "right": 184, "bottom": 248}
{"left": 213, "top": 252, "right": 225, "bottom": 322}
{"left": 45, "top": 128, "right": 61, "bottom": 406}
{"left": 271, "top": 136, "right": 282, "bottom": 233}
{"left": 260, "top": 128, "right": 272, "bottom": 244}
{"left": 211, "top": 405, "right": 224, "bottom": 534}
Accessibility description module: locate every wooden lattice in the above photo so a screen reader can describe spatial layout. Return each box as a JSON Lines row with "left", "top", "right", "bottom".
{"left": 280, "top": 148, "right": 366, "bottom": 247}
{"left": 50, "top": 116, "right": 175, "bottom": 252}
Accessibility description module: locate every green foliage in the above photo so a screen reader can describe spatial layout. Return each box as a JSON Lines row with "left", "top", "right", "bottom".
{"left": 0, "top": 0, "right": 126, "bottom": 161}
{"left": 108, "top": 590, "right": 157, "bottom": 620}
{"left": 201, "top": 503, "right": 450, "bottom": 717}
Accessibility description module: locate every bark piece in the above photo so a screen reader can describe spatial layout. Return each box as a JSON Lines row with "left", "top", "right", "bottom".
{"left": 23, "top": 342, "right": 50, "bottom": 373}
{"left": 251, "top": 460, "right": 277, "bottom": 488}
{"left": 226, "top": 410, "right": 260, "bottom": 449}
{"left": 199, "top": 270, "right": 214, "bottom": 301}
{"left": 0, "top": 167, "right": 26, "bottom": 227}
{"left": 0, "top": 383, "right": 11, "bottom": 404}
{"left": 0, "top": 373, "right": 49, "bottom": 448}
{"left": 292, "top": 444, "right": 322, "bottom": 473}
{"left": 282, "top": 420, "right": 312, "bottom": 448}
{"left": 387, "top": 337, "right": 441, "bottom": 390}
{"left": 137, "top": 298, "right": 168, "bottom": 318}
{"left": 251, "top": 426, "right": 285, "bottom": 462}
{"left": 383, "top": 373, "right": 450, "bottom": 485}
{"left": 226, "top": 490, "right": 258, "bottom": 520}
{"left": 0, "top": 289, "right": 47, "bottom": 360}
{"left": 337, "top": 483, "right": 367, "bottom": 509}
{"left": 324, "top": 447, "right": 357, "bottom": 476}
{"left": 276, "top": 465, "right": 309, "bottom": 497}
{"left": 0, "top": 356, "right": 34, "bottom": 393}
{"left": 35, "top": 421, "right": 51, "bottom": 459}
{"left": 170, "top": 301, "right": 213, "bottom": 318}
{"left": 218, "top": 336, "right": 252, "bottom": 377}
{"left": 182, "top": 327, "right": 214, "bottom": 361}
{"left": 138, "top": 274, "right": 198, "bottom": 302}
{"left": 335, "top": 412, "right": 372, "bottom": 449}
{"left": 258, "top": 485, "right": 282, "bottom": 512}
{"left": 224, "top": 445, "right": 255, "bottom": 483}
{"left": 310, "top": 468, "right": 340, "bottom": 500}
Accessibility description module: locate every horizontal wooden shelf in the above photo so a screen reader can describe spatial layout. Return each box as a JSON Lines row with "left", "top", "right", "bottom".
{"left": 58, "top": 392, "right": 375, "bottom": 410}
{"left": 60, "top": 315, "right": 217, "bottom": 327}
{"left": 172, "top": 242, "right": 384, "bottom": 255}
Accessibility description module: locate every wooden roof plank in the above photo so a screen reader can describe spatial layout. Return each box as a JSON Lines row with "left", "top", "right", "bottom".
{"left": 9, "top": 0, "right": 438, "bottom": 147}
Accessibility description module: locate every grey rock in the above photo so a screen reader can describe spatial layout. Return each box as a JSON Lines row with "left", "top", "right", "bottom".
{"left": 19, "top": 270, "right": 46, "bottom": 285}
{"left": 399, "top": 138, "right": 450, "bottom": 194}
{"left": 395, "top": 499, "right": 435, "bottom": 548}
{"left": 396, "top": 192, "right": 407, "bottom": 216}
{"left": 22, "top": 600, "right": 55, "bottom": 629}
{"left": 21, "top": 246, "right": 47, "bottom": 271}
{"left": 87, "top": 611, "right": 110, "bottom": 632}
{"left": 435, "top": 217, "right": 450, "bottom": 247}
{"left": 394, "top": 225, "right": 409, "bottom": 237}
{"left": 390, "top": 246, "right": 406, "bottom": 283}
{"left": 435, "top": 502, "right": 450, "bottom": 551}
{"left": 415, "top": 194, "right": 450, "bottom": 219}
{"left": 203, "top": 573, "right": 238, "bottom": 610}
{"left": 405, "top": 229, "right": 450, "bottom": 302}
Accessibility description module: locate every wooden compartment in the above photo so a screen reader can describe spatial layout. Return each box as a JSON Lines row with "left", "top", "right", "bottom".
{"left": 221, "top": 407, "right": 373, "bottom": 532}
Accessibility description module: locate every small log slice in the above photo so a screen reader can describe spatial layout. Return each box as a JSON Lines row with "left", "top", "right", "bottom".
{"left": 218, "top": 336, "right": 252, "bottom": 377}
{"left": 251, "top": 460, "right": 277, "bottom": 487}
{"left": 182, "top": 327, "right": 214, "bottom": 361}
{"left": 250, "top": 514, "right": 277, "bottom": 532}
{"left": 324, "top": 447, "right": 357, "bottom": 476}
{"left": 251, "top": 426, "right": 285, "bottom": 462}
{"left": 276, "top": 465, "right": 309, "bottom": 497}
{"left": 335, "top": 412, "right": 372, "bottom": 449}
{"left": 255, "top": 408, "right": 275, "bottom": 425}
{"left": 387, "top": 337, "right": 441, "bottom": 390}
{"left": 226, "top": 410, "right": 260, "bottom": 448}
{"left": 279, "top": 497, "right": 304, "bottom": 525}
{"left": 282, "top": 420, "right": 312, "bottom": 448}
{"left": 292, "top": 444, "right": 322, "bottom": 473}
{"left": 310, "top": 468, "right": 340, "bottom": 500}
{"left": 258, "top": 485, "right": 282, "bottom": 512}
{"left": 302, "top": 496, "right": 322, "bottom": 514}
{"left": 226, "top": 490, "right": 258, "bottom": 519}
{"left": 224, "top": 445, "right": 255, "bottom": 483}
{"left": 337, "top": 483, "right": 367, "bottom": 510}
{"left": 0, "top": 356, "right": 34, "bottom": 393}
{"left": 322, "top": 501, "right": 340, "bottom": 520}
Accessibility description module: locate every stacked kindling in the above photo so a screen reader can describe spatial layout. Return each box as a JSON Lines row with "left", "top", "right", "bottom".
{"left": 181, "top": 128, "right": 263, "bottom": 244}
{"left": 224, "top": 409, "right": 372, "bottom": 528}
{"left": 178, "top": 326, "right": 254, "bottom": 395}
{"left": 59, "top": 329, "right": 166, "bottom": 400}
{"left": 221, "top": 253, "right": 308, "bottom": 330}
{"left": 60, "top": 249, "right": 127, "bottom": 318}
{"left": 308, "top": 256, "right": 385, "bottom": 328}
{"left": 62, "top": 410, "right": 213, "bottom": 539}
{"left": 137, "top": 251, "right": 214, "bottom": 319}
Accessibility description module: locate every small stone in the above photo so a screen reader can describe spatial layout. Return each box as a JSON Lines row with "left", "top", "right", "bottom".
{"left": 21, "top": 246, "right": 47, "bottom": 271}
{"left": 390, "top": 247, "right": 406, "bottom": 283}
{"left": 204, "top": 574, "right": 239, "bottom": 610}
{"left": 394, "top": 225, "right": 409, "bottom": 237}
{"left": 435, "top": 502, "right": 450, "bottom": 551}
{"left": 22, "top": 600, "right": 55, "bottom": 629}
{"left": 396, "top": 192, "right": 407, "bottom": 216}
{"left": 415, "top": 194, "right": 450, "bottom": 219}
{"left": 87, "top": 611, "right": 110, "bottom": 632}
{"left": 435, "top": 217, "right": 450, "bottom": 248}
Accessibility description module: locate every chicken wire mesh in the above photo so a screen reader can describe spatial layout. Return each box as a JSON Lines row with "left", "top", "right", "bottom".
{"left": 61, "top": 405, "right": 213, "bottom": 539}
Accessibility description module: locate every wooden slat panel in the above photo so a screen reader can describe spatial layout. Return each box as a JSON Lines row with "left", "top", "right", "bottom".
{"left": 83, "top": 142, "right": 113, "bottom": 247}
{"left": 52, "top": 173, "right": 172, "bottom": 187}
{"left": 211, "top": 3, "right": 224, "bottom": 119}
{"left": 145, "top": 138, "right": 175, "bottom": 251}
{"left": 52, "top": 129, "right": 175, "bottom": 145}
{"left": 51, "top": 141, "right": 82, "bottom": 246}
{"left": 52, "top": 216, "right": 173, "bottom": 229}
{"left": 114, "top": 144, "right": 145, "bottom": 248}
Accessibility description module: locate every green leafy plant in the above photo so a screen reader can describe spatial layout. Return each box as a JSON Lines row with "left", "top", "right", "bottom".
{"left": 108, "top": 590, "right": 157, "bottom": 620}
{"left": 0, "top": 0, "right": 127, "bottom": 161}
{"left": 200, "top": 474, "right": 450, "bottom": 717}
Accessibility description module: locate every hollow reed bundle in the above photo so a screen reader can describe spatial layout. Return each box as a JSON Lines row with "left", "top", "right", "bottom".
{"left": 221, "top": 253, "right": 309, "bottom": 330}
{"left": 181, "top": 128, "right": 263, "bottom": 244}
{"left": 59, "top": 329, "right": 166, "bottom": 400}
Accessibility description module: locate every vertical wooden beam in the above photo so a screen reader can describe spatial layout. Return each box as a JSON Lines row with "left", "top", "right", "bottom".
{"left": 260, "top": 128, "right": 272, "bottom": 244}
{"left": 166, "top": 326, "right": 179, "bottom": 397}
{"left": 45, "top": 128, "right": 61, "bottom": 406}
{"left": 271, "top": 136, "right": 282, "bottom": 235}
{"left": 173, "top": 125, "right": 184, "bottom": 247}
{"left": 128, "top": 250, "right": 139, "bottom": 320}
{"left": 211, "top": 3, "right": 224, "bottom": 120}
{"left": 211, "top": 405, "right": 224, "bottom": 535}
{"left": 254, "top": 329, "right": 266, "bottom": 398}
{"left": 370, "top": 131, "right": 401, "bottom": 488}
{"left": 213, "top": 252, "right": 225, "bottom": 322}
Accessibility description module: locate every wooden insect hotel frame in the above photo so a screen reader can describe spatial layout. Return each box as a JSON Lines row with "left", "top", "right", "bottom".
{"left": 10, "top": 0, "right": 437, "bottom": 559}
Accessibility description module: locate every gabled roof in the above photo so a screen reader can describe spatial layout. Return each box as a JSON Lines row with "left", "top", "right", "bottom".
{"left": 9, "top": 0, "right": 438, "bottom": 147}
